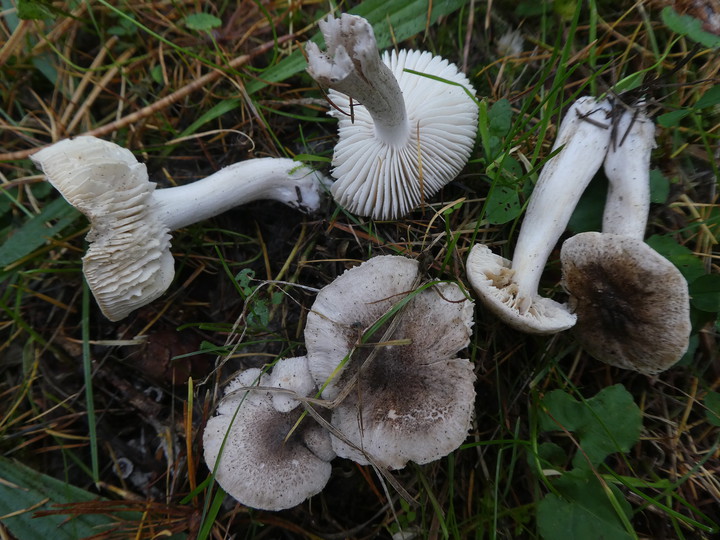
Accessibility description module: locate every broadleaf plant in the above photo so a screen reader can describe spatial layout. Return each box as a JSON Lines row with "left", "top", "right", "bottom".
{"left": 535, "top": 384, "right": 642, "bottom": 539}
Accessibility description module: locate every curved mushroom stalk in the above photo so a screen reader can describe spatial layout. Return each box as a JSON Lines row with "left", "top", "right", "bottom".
{"left": 307, "top": 13, "right": 408, "bottom": 143}
{"left": 306, "top": 14, "right": 478, "bottom": 220}
{"left": 561, "top": 232, "right": 690, "bottom": 374}
{"left": 602, "top": 103, "right": 655, "bottom": 239}
{"left": 203, "top": 358, "right": 334, "bottom": 511}
{"left": 305, "top": 255, "right": 476, "bottom": 470}
{"left": 31, "top": 136, "right": 328, "bottom": 321}
{"left": 154, "top": 159, "right": 324, "bottom": 230}
{"left": 467, "top": 96, "right": 612, "bottom": 334}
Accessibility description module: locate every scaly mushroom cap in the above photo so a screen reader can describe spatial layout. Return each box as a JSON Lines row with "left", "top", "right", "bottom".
{"left": 561, "top": 232, "right": 691, "bottom": 374}
{"left": 466, "top": 244, "right": 576, "bottom": 334}
{"left": 305, "top": 255, "right": 476, "bottom": 470}
{"left": 306, "top": 14, "right": 477, "bottom": 220}
{"left": 31, "top": 137, "right": 173, "bottom": 321}
{"left": 203, "top": 363, "right": 334, "bottom": 511}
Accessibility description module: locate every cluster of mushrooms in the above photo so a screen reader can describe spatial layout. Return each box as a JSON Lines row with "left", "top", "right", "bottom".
{"left": 467, "top": 96, "right": 690, "bottom": 374}
{"left": 30, "top": 12, "right": 691, "bottom": 511}
{"left": 204, "top": 255, "right": 476, "bottom": 509}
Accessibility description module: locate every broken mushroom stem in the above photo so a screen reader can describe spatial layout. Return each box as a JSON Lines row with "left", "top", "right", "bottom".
{"left": 510, "top": 96, "right": 612, "bottom": 313}
{"left": 305, "top": 13, "right": 478, "bottom": 220}
{"left": 602, "top": 101, "right": 655, "bottom": 239}
{"left": 306, "top": 14, "right": 409, "bottom": 145}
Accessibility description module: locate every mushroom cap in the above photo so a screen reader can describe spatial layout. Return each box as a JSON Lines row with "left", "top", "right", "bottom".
{"left": 561, "top": 232, "right": 691, "bottom": 374}
{"left": 267, "top": 356, "right": 316, "bottom": 413}
{"left": 466, "top": 244, "right": 576, "bottom": 334}
{"left": 31, "top": 136, "right": 173, "bottom": 321}
{"left": 203, "top": 363, "right": 334, "bottom": 511}
{"left": 305, "top": 255, "right": 476, "bottom": 469}
{"left": 327, "top": 49, "right": 478, "bottom": 220}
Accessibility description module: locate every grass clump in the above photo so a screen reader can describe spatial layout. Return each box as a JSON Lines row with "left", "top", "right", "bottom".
{"left": 1, "top": 0, "right": 718, "bottom": 538}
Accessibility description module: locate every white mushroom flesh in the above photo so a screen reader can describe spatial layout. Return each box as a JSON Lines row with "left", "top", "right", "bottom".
{"left": 466, "top": 97, "right": 612, "bottom": 334}
{"left": 267, "top": 356, "right": 316, "bottom": 413}
{"left": 602, "top": 103, "right": 654, "bottom": 239}
{"left": 466, "top": 244, "right": 576, "bottom": 334}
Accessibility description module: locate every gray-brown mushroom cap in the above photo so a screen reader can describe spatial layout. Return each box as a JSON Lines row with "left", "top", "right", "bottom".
{"left": 561, "top": 232, "right": 691, "bottom": 374}
{"left": 202, "top": 364, "right": 333, "bottom": 511}
{"left": 304, "top": 255, "right": 476, "bottom": 470}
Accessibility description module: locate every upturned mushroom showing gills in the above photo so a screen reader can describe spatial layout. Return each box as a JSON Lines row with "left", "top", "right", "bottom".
{"left": 31, "top": 136, "right": 327, "bottom": 321}
{"left": 467, "top": 96, "right": 613, "bottom": 334}
{"left": 561, "top": 232, "right": 691, "bottom": 374}
{"left": 304, "top": 255, "right": 476, "bottom": 470}
{"left": 306, "top": 14, "right": 478, "bottom": 220}
{"left": 203, "top": 357, "right": 335, "bottom": 511}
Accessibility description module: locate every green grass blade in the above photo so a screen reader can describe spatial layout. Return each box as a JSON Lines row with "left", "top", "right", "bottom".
{"left": 81, "top": 281, "right": 99, "bottom": 484}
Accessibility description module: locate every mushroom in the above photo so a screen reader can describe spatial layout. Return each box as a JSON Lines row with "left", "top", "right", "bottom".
{"left": 304, "top": 255, "right": 476, "bottom": 470}
{"left": 560, "top": 232, "right": 691, "bottom": 374}
{"left": 306, "top": 14, "right": 478, "bottom": 220}
{"left": 202, "top": 358, "right": 335, "bottom": 511}
{"left": 31, "top": 136, "right": 327, "bottom": 321}
{"left": 267, "top": 355, "right": 317, "bottom": 413}
{"left": 602, "top": 102, "right": 654, "bottom": 238}
{"left": 466, "top": 96, "right": 612, "bottom": 333}
{"left": 559, "top": 104, "right": 690, "bottom": 374}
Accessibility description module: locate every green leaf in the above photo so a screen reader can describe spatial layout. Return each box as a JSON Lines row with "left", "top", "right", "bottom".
{"left": 150, "top": 64, "right": 164, "bottom": 84}
{"left": 645, "top": 235, "right": 706, "bottom": 283}
{"left": 689, "top": 274, "right": 720, "bottom": 312}
{"left": 536, "top": 442, "right": 568, "bottom": 469}
{"left": 695, "top": 85, "right": 720, "bottom": 109}
{"left": 234, "top": 268, "right": 255, "bottom": 297}
{"left": 485, "top": 185, "right": 522, "bottom": 224}
{"left": 489, "top": 99, "right": 513, "bottom": 139}
{"left": 612, "top": 71, "right": 645, "bottom": 95}
{"left": 705, "top": 391, "right": 720, "bottom": 427}
{"left": 176, "top": 98, "right": 241, "bottom": 139}
{"left": 0, "top": 457, "right": 143, "bottom": 539}
{"left": 661, "top": 6, "right": 720, "bottom": 48}
{"left": 567, "top": 176, "right": 605, "bottom": 234}
{"left": 184, "top": 13, "right": 222, "bottom": 32}
{"left": 537, "top": 469, "right": 634, "bottom": 540}
{"left": 0, "top": 197, "right": 80, "bottom": 268}
{"left": 245, "top": 0, "right": 470, "bottom": 95}
{"left": 538, "top": 384, "right": 642, "bottom": 470}
{"left": 17, "top": 0, "right": 54, "bottom": 20}
{"left": 657, "top": 109, "right": 690, "bottom": 128}
{"left": 649, "top": 169, "right": 670, "bottom": 204}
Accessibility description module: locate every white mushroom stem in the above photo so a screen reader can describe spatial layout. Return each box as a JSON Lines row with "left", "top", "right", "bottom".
{"left": 154, "top": 158, "right": 323, "bottom": 230}
{"left": 306, "top": 14, "right": 409, "bottom": 144}
{"left": 602, "top": 104, "right": 654, "bottom": 239}
{"left": 511, "top": 96, "right": 612, "bottom": 313}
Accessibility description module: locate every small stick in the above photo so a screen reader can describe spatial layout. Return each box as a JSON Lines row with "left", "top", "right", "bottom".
{"left": 0, "top": 33, "right": 295, "bottom": 162}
